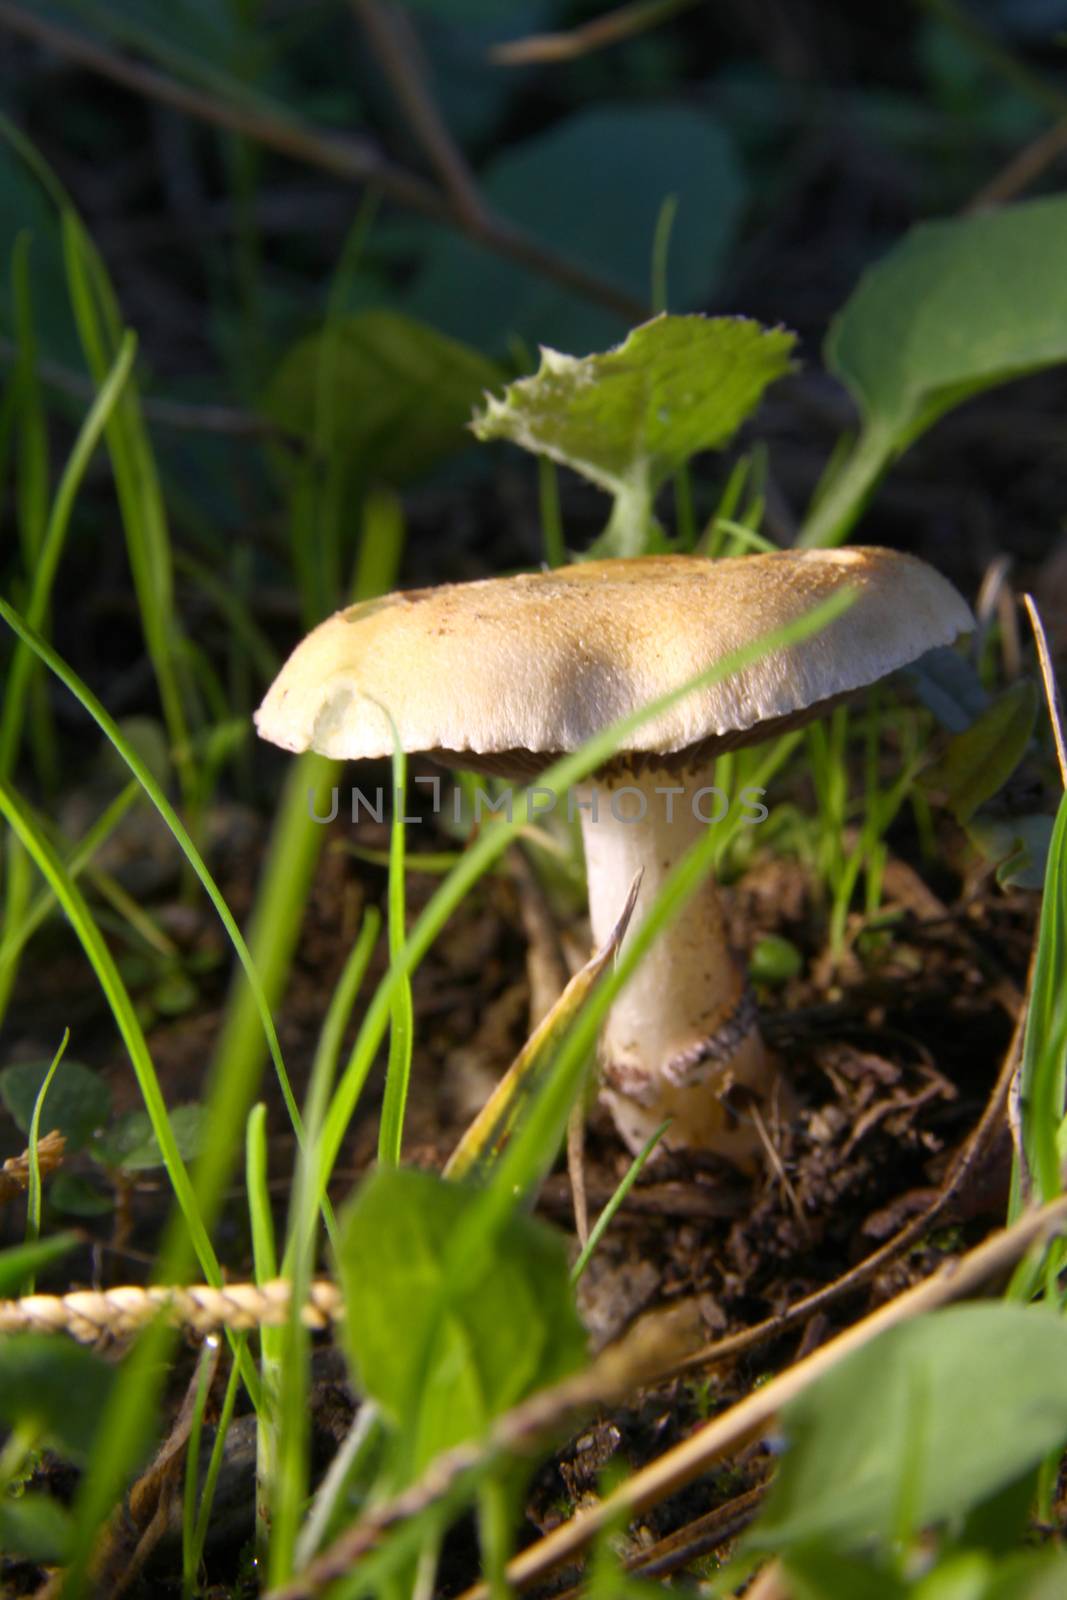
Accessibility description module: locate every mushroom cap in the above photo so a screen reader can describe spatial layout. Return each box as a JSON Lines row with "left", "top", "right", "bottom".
{"left": 254, "top": 549, "right": 974, "bottom": 770}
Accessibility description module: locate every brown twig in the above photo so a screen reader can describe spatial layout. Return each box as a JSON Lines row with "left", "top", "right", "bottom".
{"left": 0, "top": 1130, "right": 66, "bottom": 1205}
{"left": 351, "top": 0, "right": 488, "bottom": 229}
{"left": 550, "top": 1483, "right": 766, "bottom": 1595}
{"left": 455, "top": 1193, "right": 1067, "bottom": 1598}
{"left": 0, "top": 335, "right": 277, "bottom": 438}
{"left": 260, "top": 979, "right": 1030, "bottom": 1598}
{"left": 966, "top": 116, "right": 1067, "bottom": 212}
{"left": 0, "top": 2, "right": 647, "bottom": 326}
{"left": 490, "top": 0, "right": 701, "bottom": 65}
{"left": 665, "top": 962, "right": 1026, "bottom": 1379}
{"left": 267, "top": 1301, "right": 707, "bottom": 1599}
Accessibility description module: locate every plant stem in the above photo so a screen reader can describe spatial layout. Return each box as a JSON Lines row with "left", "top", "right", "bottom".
{"left": 798, "top": 424, "right": 894, "bottom": 548}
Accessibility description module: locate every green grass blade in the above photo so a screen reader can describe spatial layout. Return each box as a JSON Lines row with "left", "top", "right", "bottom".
{"left": 571, "top": 1119, "right": 670, "bottom": 1283}
{"left": 268, "top": 908, "right": 381, "bottom": 1583}
{"left": 0, "top": 779, "right": 218, "bottom": 1279}
{"left": 23, "top": 1029, "right": 69, "bottom": 1292}
{"left": 0, "top": 598, "right": 298, "bottom": 1231}
{"left": 60, "top": 210, "right": 195, "bottom": 803}
{"left": 1012, "top": 790, "right": 1067, "bottom": 1212}
{"left": 378, "top": 741, "right": 414, "bottom": 1169}
{"left": 0, "top": 781, "right": 140, "bottom": 1014}
{"left": 246, "top": 1103, "right": 277, "bottom": 1283}
{"left": 0, "top": 331, "right": 136, "bottom": 780}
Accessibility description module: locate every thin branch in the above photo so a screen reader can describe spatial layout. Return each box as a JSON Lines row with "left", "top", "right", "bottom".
{"left": 266, "top": 964, "right": 1031, "bottom": 1598}
{"left": 490, "top": 0, "right": 701, "bottom": 65}
{"left": 967, "top": 116, "right": 1067, "bottom": 212}
{"left": 456, "top": 1193, "right": 1067, "bottom": 1598}
{"left": 0, "top": 335, "right": 278, "bottom": 438}
{"left": 0, "top": 1, "right": 648, "bottom": 326}
{"left": 351, "top": 0, "right": 488, "bottom": 229}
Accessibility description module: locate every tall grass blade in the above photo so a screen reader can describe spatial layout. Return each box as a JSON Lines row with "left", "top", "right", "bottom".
{"left": 0, "top": 598, "right": 298, "bottom": 1231}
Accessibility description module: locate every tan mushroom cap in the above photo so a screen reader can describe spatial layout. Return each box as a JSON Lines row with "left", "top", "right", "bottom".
{"left": 254, "top": 549, "right": 974, "bottom": 768}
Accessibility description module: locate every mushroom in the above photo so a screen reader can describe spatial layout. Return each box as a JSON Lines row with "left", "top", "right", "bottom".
{"left": 255, "top": 550, "right": 973, "bottom": 1166}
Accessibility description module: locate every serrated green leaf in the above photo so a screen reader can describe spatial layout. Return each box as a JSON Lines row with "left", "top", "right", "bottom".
{"left": 920, "top": 680, "right": 1037, "bottom": 823}
{"left": 265, "top": 310, "right": 501, "bottom": 487}
{"left": 337, "top": 1167, "right": 586, "bottom": 1480}
{"left": 472, "top": 314, "right": 794, "bottom": 554}
{"left": 0, "top": 1058, "right": 110, "bottom": 1151}
{"left": 744, "top": 1305, "right": 1067, "bottom": 1557}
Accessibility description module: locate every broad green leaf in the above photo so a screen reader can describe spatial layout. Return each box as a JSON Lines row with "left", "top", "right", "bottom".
{"left": 920, "top": 680, "right": 1038, "bottom": 824}
{"left": 802, "top": 196, "right": 1067, "bottom": 545}
{"left": 981, "top": 1547, "right": 1067, "bottom": 1600}
{"left": 472, "top": 314, "right": 794, "bottom": 554}
{"left": 265, "top": 310, "right": 501, "bottom": 487}
{"left": 829, "top": 196, "right": 1067, "bottom": 441}
{"left": 338, "top": 1167, "right": 586, "bottom": 1479}
{"left": 0, "top": 1335, "right": 116, "bottom": 1463}
{"left": 0, "top": 1494, "right": 74, "bottom": 1564}
{"left": 782, "top": 1546, "right": 908, "bottom": 1600}
{"left": 911, "top": 1552, "right": 995, "bottom": 1600}
{"left": 92, "top": 1103, "right": 204, "bottom": 1172}
{"left": 0, "top": 1058, "right": 110, "bottom": 1151}
{"left": 409, "top": 105, "right": 743, "bottom": 357}
{"left": 744, "top": 1304, "right": 1067, "bottom": 1555}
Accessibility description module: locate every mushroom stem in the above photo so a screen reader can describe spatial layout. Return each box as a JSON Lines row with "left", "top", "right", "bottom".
{"left": 576, "top": 765, "right": 783, "bottom": 1165}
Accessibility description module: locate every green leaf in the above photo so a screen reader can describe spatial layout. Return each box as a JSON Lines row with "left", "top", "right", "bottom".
{"left": 409, "top": 105, "right": 743, "bottom": 357}
{"left": 802, "top": 195, "right": 1067, "bottom": 545}
{"left": 0, "top": 1335, "right": 116, "bottom": 1463}
{"left": 744, "top": 1304, "right": 1067, "bottom": 1556}
{"left": 981, "top": 1547, "right": 1067, "bottom": 1600}
{"left": 337, "top": 1167, "right": 586, "bottom": 1479}
{"left": 265, "top": 310, "right": 502, "bottom": 486}
{"left": 920, "top": 680, "right": 1038, "bottom": 824}
{"left": 966, "top": 812, "right": 1054, "bottom": 890}
{"left": 900, "top": 648, "right": 990, "bottom": 734}
{"left": 910, "top": 1552, "right": 995, "bottom": 1600}
{"left": 48, "top": 1171, "right": 115, "bottom": 1217}
{"left": 782, "top": 1546, "right": 908, "bottom": 1600}
{"left": 0, "top": 1494, "right": 75, "bottom": 1564}
{"left": 828, "top": 196, "right": 1067, "bottom": 445}
{"left": 0, "top": 1058, "right": 111, "bottom": 1150}
{"left": 0, "top": 1233, "right": 79, "bottom": 1296}
{"left": 472, "top": 314, "right": 794, "bottom": 555}
{"left": 92, "top": 1103, "right": 204, "bottom": 1172}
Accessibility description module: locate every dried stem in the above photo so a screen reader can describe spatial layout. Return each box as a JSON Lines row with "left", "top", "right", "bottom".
{"left": 351, "top": 0, "right": 488, "bottom": 228}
